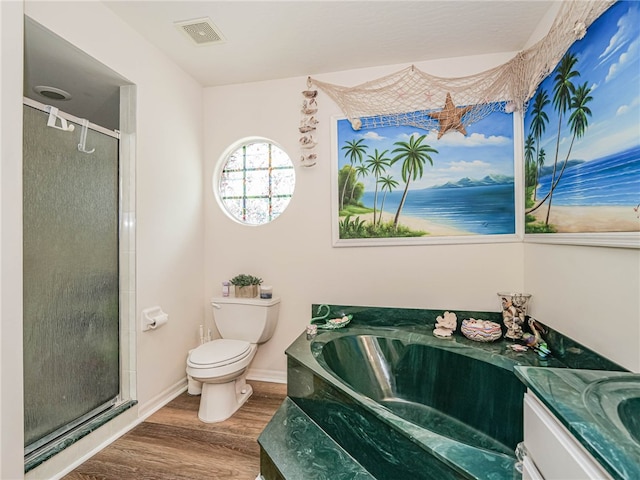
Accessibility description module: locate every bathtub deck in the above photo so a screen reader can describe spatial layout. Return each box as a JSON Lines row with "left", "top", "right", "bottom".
{"left": 258, "top": 397, "right": 375, "bottom": 480}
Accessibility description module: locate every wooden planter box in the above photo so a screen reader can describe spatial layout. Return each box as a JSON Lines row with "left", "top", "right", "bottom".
{"left": 234, "top": 285, "right": 258, "bottom": 298}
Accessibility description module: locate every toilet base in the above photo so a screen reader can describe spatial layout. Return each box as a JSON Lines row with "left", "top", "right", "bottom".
{"left": 198, "top": 375, "right": 253, "bottom": 423}
{"left": 187, "top": 376, "right": 202, "bottom": 395}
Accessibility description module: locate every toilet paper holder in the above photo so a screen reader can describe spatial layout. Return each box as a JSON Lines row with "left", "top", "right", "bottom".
{"left": 141, "top": 306, "right": 169, "bottom": 331}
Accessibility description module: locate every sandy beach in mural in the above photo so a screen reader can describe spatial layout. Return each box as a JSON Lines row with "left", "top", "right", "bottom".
{"left": 355, "top": 212, "right": 473, "bottom": 236}
{"left": 529, "top": 205, "right": 640, "bottom": 233}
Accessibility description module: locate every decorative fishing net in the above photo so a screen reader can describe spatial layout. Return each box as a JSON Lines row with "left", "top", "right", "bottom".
{"left": 300, "top": 0, "right": 613, "bottom": 166}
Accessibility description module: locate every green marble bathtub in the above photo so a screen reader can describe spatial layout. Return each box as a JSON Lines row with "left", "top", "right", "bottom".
{"left": 259, "top": 304, "right": 625, "bottom": 480}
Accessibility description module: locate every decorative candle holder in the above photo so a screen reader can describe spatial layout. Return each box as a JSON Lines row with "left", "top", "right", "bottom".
{"left": 497, "top": 292, "right": 531, "bottom": 340}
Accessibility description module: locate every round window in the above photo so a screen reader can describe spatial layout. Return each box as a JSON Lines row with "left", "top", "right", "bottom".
{"left": 214, "top": 138, "right": 295, "bottom": 225}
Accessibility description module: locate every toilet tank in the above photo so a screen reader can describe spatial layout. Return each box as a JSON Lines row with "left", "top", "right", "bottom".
{"left": 210, "top": 296, "right": 280, "bottom": 344}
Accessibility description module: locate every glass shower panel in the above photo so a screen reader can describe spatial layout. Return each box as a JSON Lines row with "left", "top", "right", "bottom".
{"left": 23, "top": 105, "right": 120, "bottom": 452}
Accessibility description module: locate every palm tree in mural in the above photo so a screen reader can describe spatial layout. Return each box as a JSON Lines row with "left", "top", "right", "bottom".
{"left": 537, "top": 148, "right": 546, "bottom": 183}
{"left": 567, "top": 82, "right": 593, "bottom": 146}
{"left": 365, "top": 149, "right": 391, "bottom": 225}
{"left": 547, "top": 82, "right": 594, "bottom": 213}
{"left": 524, "top": 133, "right": 536, "bottom": 188}
{"left": 377, "top": 174, "right": 399, "bottom": 225}
{"left": 340, "top": 139, "right": 368, "bottom": 210}
{"left": 545, "top": 52, "right": 580, "bottom": 224}
{"left": 529, "top": 89, "right": 550, "bottom": 200}
{"left": 349, "top": 163, "right": 370, "bottom": 206}
{"left": 390, "top": 134, "right": 437, "bottom": 228}
{"left": 527, "top": 81, "right": 594, "bottom": 222}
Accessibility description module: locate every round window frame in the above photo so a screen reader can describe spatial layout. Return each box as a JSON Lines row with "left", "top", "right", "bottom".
{"left": 213, "top": 136, "right": 296, "bottom": 226}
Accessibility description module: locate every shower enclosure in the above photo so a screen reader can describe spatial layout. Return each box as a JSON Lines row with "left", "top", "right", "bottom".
{"left": 22, "top": 101, "right": 121, "bottom": 457}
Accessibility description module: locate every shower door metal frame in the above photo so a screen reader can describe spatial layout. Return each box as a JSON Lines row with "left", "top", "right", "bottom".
{"left": 22, "top": 96, "right": 135, "bottom": 459}
{"left": 23, "top": 97, "right": 120, "bottom": 139}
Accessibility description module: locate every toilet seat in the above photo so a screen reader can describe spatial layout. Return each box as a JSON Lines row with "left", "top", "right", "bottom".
{"left": 188, "top": 339, "right": 252, "bottom": 369}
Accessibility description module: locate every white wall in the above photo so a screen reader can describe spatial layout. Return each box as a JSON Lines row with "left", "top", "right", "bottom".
{"left": 203, "top": 54, "right": 526, "bottom": 380}
{"left": 1, "top": 2, "right": 26, "bottom": 479}
{"left": 525, "top": 243, "right": 640, "bottom": 371}
{"left": 1, "top": 0, "right": 206, "bottom": 477}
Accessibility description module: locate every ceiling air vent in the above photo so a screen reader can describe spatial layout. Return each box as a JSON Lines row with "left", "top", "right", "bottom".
{"left": 175, "top": 17, "right": 225, "bottom": 46}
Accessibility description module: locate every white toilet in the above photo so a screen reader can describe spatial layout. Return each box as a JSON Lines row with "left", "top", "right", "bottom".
{"left": 186, "top": 296, "right": 280, "bottom": 423}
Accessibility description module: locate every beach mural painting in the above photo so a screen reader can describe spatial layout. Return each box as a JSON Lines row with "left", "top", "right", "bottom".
{"left": 332, "top": 105, "right": 518, "bottom": 246}
{"left": 524, "top": 1, "right": 640, "bottom": 244}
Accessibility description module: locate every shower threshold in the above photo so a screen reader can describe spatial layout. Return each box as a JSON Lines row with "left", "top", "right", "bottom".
{"left": 24, "top": 399, "right": 137, "bottom": 473}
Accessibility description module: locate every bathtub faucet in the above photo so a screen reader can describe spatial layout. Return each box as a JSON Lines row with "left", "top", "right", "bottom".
{"left": 311, "top": 304, "right": 331, "bottom": 324}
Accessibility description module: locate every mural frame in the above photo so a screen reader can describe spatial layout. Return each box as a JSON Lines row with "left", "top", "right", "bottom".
{"left": 331, "top": 111, "right": 524, "bottom": 248}
{"left": 522, "top": 1, "right": 640, "bottom": 249}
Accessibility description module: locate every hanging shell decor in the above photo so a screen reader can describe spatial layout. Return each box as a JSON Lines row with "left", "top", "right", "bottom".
{"left": 300, "top": 77, "right": 318, "bottom": 167}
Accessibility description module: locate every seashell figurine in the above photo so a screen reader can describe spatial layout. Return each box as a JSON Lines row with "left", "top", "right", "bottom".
{"left": 460, "top": 318, "right": 502, "bottom": 342}
{"left": 302, "top": 107, "right": 318, "bottom": 115}
{"left": 498, "top": 292, "right": 531, "bottom": 340}
{"left": 299, "top": 137, "right": 317, "bottom": 149}
{"left": 433, "top": 311, "right": 457, "bottom": 338}
{"left": 300, "top": 154, "right": 317, "bottom": 167}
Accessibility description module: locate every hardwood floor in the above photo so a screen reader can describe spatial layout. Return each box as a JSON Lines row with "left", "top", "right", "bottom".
{"left": 63, "top": 381, "right": 287, "bottom": 480}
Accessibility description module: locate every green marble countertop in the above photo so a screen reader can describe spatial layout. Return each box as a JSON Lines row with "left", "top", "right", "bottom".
{"left": 514, "top": 366, "right": 640, "bottom": 480}
{"left": 290, "top": 325, "right": 565, "bottom": 390}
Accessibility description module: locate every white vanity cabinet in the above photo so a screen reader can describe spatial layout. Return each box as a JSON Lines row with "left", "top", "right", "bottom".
{"left": 522, "top": 391, "right": 612, "bottom": 480}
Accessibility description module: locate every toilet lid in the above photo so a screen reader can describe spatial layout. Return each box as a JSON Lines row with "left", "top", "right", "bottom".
{"left": 189, "top": 339, "right": 252, "bottom": 367}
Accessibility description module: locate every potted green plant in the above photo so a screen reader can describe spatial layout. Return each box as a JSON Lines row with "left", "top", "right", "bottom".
{"left": 229, "top": 274, "right": 263, "bottom": 298}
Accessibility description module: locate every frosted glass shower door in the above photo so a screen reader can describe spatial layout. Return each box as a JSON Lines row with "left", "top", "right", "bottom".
{"left": 23, "top": 105, "right": 120, "bottom": 453}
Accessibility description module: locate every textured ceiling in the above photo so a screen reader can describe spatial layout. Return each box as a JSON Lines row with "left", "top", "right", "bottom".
{"left": 104, "top": 1, "right": 558, "bottom": 86}
{"left": 24, "top": 1, "right": 558, "bottom": 129}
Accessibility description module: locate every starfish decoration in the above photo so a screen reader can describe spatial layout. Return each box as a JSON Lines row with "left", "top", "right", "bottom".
{"left": 427, "top": 93, "right": 473, "bottom": 139}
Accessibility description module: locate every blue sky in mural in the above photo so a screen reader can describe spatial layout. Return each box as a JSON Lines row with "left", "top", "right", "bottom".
{"left": 524, "top": 1, "right": 639, "bottom": 207}
{"left": 526, "top": 1, "right": 639, "bottom": 160}
{"left": 337, "top": 109, "right": 515, "bottom": 192}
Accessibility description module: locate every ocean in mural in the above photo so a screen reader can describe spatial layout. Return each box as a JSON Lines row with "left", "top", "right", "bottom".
{"left": 362, "top": 183, "right": 515, "bottom": 235}
{"left": 536, "top": 146, "right": 640, "bottom": 206}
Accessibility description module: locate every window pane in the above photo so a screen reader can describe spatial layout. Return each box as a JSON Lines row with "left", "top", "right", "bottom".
{"left": 272, "top": 169, "right": 295, "bottom": 196}
{"left": 222, "top": 197, "right": 244, "bottom": 221}
{"left": 245, "top": 198, "right": 269, "bottom": 225}
{"left": 215, "top": 139, "right": 295, "bottom": 225}
{"left": 220, "top": 171, "right": 244, "bottom": 198}
{"left": 225, "top": 150, "right": 245, "bottom": 171}
{"left": 271, "top": 146, "right": 291, "bottom": 168}
{"left": 245, "top": 170, "right": 270, "bottom": 197}
{"left": 272, "top": 196, "right": 292, "bottom": 217}
{"left": 245, "top": 143, "right": 269, "bottom": 169}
